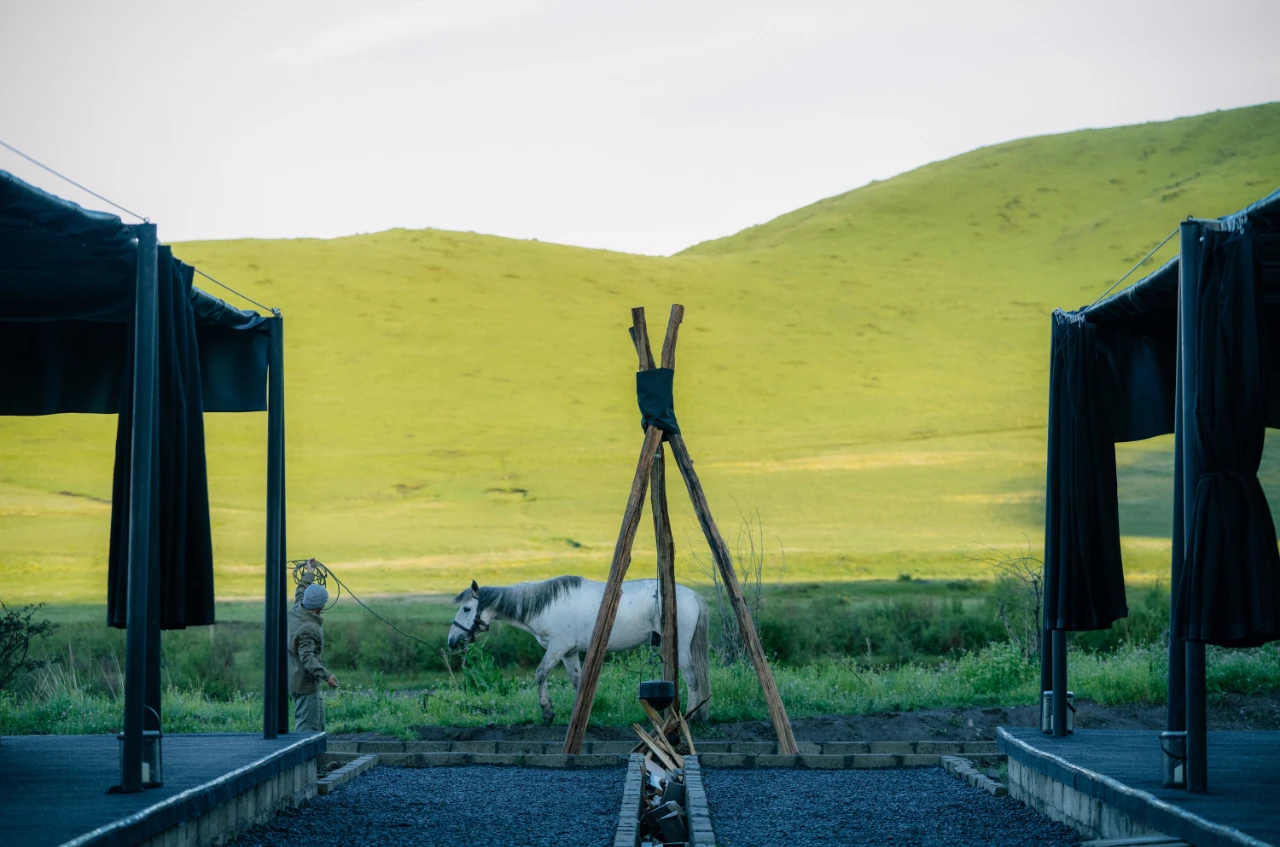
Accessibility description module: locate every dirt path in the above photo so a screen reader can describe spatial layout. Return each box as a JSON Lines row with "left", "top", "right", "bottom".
{"left": 330, "top": 692, "right": 1280, "bottom": 745}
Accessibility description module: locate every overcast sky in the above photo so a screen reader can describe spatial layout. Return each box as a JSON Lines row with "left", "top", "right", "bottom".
{"left": 2, "top": 1, "right": 1277, "bottom": 255}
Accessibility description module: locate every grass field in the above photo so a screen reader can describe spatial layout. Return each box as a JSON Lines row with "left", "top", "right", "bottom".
{"left": 6, "top": 638, "right": 1278, "bottom": 737}
{"left": 2, "top": 104, "right": 1279, "bottom": 604}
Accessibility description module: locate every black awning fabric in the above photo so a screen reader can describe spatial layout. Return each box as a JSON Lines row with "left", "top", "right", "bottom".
{"left": 1043, "top": 312, "right": 1128, "bottom": 630}
{"left": 1044, "top": 187, "right": 1280, "bottom": 639}
{"left": 1042, "top": 264, "right": 1179, "bottom": 631}
{"left": 1175, "top": 221, "right": 1280, "bottom": 647}
{"left": 0, "top": 171, "right": 269, "bottom": 629}
{"left": 106, "top": 252, "right": 216, "bottom": 629}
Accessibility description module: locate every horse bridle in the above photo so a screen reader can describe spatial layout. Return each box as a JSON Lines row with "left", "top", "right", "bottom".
{"left": 451, "top": 610, "right": 490, "bottom": 640}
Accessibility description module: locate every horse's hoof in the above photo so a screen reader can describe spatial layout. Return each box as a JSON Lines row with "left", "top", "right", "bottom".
{"left": 541, "top": 712, "right": 554, "bottom": 726}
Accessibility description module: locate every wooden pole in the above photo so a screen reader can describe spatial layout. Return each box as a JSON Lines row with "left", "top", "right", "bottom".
{"left": 564, "top": 308, "right": 666, "bottom": 754}
{"left": 652, "top": 446, "right": 679, "bottom": 701}
{"left": 668, "top": 431, "right": 798, "bottom": 754}
{"left": 636, "top": 306, "right": 684, "bottom": 713}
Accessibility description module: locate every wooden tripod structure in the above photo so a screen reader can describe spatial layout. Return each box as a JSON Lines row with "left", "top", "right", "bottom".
{"left": 563, "top": 305, "right": 797, "bottom": 755}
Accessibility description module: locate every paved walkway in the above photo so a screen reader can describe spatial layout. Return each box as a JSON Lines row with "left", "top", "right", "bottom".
{"left": 236, "top": 765, "right": 624, "bottom": 847}
{"left": 705, "top": 767, "right": 1080, "bottom": 847}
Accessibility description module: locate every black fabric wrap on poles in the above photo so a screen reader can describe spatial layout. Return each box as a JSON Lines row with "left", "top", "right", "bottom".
{"left": 1043, "top": 311, "right": 1128, "bottom": 631}
{"left": 637, "top": 367, "right": 680, "bottom": 438}
{"left": 1039, "top": 189, "right": 1280, "bottom": 649}
{"left": 1042, "top": 259, "right": 1181, "bottom": 634}
{"left": 107, "top": 249, "right": 216, "bottom": 629}
{"left": 1, "top": 171, "right": 272, "bottom": 632}
{"left": 1175, "top": 223, "right": 1280, "bottom": 647}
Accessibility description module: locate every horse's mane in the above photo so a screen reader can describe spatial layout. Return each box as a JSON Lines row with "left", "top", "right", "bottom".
{"left": 473, "top": 575, "right": 584, "bottom": 624}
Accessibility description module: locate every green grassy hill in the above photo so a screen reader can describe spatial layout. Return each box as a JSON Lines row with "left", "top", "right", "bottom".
{"left": 3, "top": 103, "right": 1279, "bottom": 603}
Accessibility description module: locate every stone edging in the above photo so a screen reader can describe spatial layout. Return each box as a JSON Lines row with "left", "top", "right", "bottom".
{"left": 59, "top": 733, "right": 325, "bottom": 847}
{"left": 612, "top": 754, "right": 643, "bottom": 847}
{"left": 941, "top": 755, "right": 1007, "bottom": 796}
{"left": 682, "top": 756, "right": 716, "bottom": 846}
{"left": 316, "top": 754, "right": 379, "bottom": 795}
{"left": 998, "top": 727, "right": 1271, "bottom": 847}
{"left": 327, "top": 739, "right": 1000, "bottom": 770}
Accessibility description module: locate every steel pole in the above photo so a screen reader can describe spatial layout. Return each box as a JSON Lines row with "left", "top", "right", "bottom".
{"left": 144, "top": 474, "right": 161, "bottom": 735}
{"left": 1052, "top": 628, "right": 1068, "bottom": 737}
{"left": 276, "top": 318, "right": 291, "bottom": 736}
{"left": 1167, "top": 300, "right": 1186, "bottom": 734}
{"left": 264, "top": 317, "right": 284, "bottom": 738}
{"left": 1178, "top": 221, "right": 1208, "bottom": 792}
{"left": 1041, "top": 320, "right": 1058, "bottom": 705}
{"left": 121, "top": 223, "right": 159, "bottom": 792}
{"left": 1186, "top": 640, "right": 1208, "bottom": 791}
{"left": 275, "top": 317, "right": 290, "bottom": 734}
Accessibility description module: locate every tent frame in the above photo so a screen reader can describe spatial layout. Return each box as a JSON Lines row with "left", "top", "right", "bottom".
{"left": 101, "top": 223, "right": 288, "bottom": 792}
{"left": 1043, "top": 192, "right": 1280, "bottom": 795}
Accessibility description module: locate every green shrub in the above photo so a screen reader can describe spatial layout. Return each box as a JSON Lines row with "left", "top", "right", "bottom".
{"left": 954, "top": 640, "right": 1031, "bottom": 697}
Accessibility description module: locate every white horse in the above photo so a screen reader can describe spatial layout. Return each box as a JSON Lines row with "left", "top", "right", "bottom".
{"left": 448, "top": 576, "right": 711, "bottom": 724}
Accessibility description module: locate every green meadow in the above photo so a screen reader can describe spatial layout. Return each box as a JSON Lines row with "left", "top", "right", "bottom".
{"left": 2, "top": 103, "right": 1280, "bottom": 606}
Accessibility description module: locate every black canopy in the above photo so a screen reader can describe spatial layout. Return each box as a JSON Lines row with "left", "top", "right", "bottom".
{"left": 0, "top": 171, "right": 269, "bottom": 629}
{"left": 1044, "top": 188, "right": 1280, "bottom": 645}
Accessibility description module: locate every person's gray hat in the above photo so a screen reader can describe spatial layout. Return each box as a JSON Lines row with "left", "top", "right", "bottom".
{"left": 302, "top": 584, "right": 329, "bottom": 610}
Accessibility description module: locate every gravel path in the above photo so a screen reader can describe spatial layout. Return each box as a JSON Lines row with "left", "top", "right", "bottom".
{"left": 235, "top": 765, "right": 624, "bottom": 847}
{"left": 705, "top": 768, "right": 1080, "bottom": 847}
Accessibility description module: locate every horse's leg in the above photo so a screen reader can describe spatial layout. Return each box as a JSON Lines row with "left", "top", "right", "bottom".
{"left": 535, "top": 645, "right": 569, "bottom": 725}
{"left": 677, "top": 592, "right": 711, "bottom": 722}
{"left": 561, "top": 652, "right": 582, "bottom": 693}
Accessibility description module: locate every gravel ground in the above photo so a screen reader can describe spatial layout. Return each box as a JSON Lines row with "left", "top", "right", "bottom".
{"left": 705, "top": 768, "right": 1081, "bottom": 847}
{"left": 234, "top": 765, "right": 624, "bottom": 847}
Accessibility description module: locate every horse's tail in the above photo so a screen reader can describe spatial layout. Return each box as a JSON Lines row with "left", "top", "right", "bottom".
{"left": 689, "top": 592, "right": 711, "bottom": 723}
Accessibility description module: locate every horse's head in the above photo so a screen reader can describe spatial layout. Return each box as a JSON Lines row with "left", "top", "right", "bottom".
{"left": 448, "top": 579, "right": 490, "bottom": 650}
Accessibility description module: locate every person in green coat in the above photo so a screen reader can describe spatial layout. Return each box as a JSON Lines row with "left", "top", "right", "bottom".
{"left": 288, "top": 560, "right": 339, "bottom": 731}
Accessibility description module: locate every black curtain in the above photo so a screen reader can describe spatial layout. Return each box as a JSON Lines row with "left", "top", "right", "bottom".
{"left": 1175, "top": 223, "right": 1280, "bottom": 647}
{"left": 107, "top": 250, "right": 216, "bottom": 629}
{"left": 1042, "top": 258, "right": 1182, "bottom": 633}
{"left": 2, "top": 171, "right": 270, "bottom": 630}
{"left": 1043, "top": 311, "right": 1128, "bottom": 630}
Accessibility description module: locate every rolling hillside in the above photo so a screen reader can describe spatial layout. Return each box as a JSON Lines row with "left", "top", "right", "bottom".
{"left": 3, "top": 103, "right": 1279, "bottom": 603}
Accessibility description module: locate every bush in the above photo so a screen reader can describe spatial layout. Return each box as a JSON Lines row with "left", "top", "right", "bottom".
{"left": 953, "top": 640, "right": 1031, "bottom": 697}
{"left": 0, "top": 602, "right": 57, "bottom": 691}
{"left": 1070, "top": 585, "right": 1169, "bottom": 653}
{"left": 756, "top": 596, "right": 1005, "bottom": 666}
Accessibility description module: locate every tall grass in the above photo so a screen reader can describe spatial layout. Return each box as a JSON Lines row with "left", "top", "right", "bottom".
{"left": 6, "top": 640, "right": 1278, "bottom": 738}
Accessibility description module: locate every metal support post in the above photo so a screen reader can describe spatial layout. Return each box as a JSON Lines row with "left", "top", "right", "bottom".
{"left": 1039, "top": 628, "right": 1052, "bottom": 698}
{"left": 145, "top": 501, "right": 161, "bottom": 734}
{"left": 264, "top": 317, "right": 285, "bottom": 738}
{"left": 1186, "top": 640, "right": 1208, "bottom": 792}
{"left": 1177, "top": 221, "right": 1208, "bottom": 791}
{"left": 1052, "top": 628, "right": 1068, "bottom": 737}
{"left": 276, "top": 317, "right": 290, "bottom": 734}
{"left": 1167, "top": 357, "right": 1186, "bottom": 733}
{"left": 121, "top": 223, "right": 159, "bottom": 792}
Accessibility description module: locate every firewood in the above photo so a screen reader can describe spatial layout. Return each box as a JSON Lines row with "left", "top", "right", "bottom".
{"left": 675, "top": 709, "right": 698, "bottom": 756}
{"left": 633, "top": 723, "right": 681, "bottom": 770}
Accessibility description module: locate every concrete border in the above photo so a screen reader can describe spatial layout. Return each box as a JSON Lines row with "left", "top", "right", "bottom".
{"left": 316, "top": 754, "right": 379, "bottom": 796}
{"left": 998, "top": 728, "right": 1270, "bottom": 847}
{"left": 326, "top": 739, "right": 1000, "bottom": 770}
{"left": 612, "top": 754, "right": 643, "bottom": 847}
{"left": 941, "top": 755, "right": 1007, "bottom": 796}
{"left": 58, "top": 733, "right": 325, "bottom": 847}
{"left": 682, "top": 756, "right": 715, "bottom": 847}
